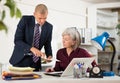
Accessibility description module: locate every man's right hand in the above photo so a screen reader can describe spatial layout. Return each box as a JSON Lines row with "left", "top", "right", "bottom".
{"left": 30, "top": 47, "right": 45, "bottom": 57}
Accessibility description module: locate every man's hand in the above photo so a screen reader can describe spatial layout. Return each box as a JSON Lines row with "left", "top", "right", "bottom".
{"left": 30, "top": 47, "right": 45, "bottom": 57}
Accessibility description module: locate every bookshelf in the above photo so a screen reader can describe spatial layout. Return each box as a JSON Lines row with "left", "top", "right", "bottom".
{"left": 97, "top": 9, "right": 118, "bottom": 73}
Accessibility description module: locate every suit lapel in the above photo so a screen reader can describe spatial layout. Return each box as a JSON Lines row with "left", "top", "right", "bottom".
{"left": 39, "top": 22, "right": 47, "bottom": 48}
{"left": 29, "top": 17, "right": 35, "bottom": 45}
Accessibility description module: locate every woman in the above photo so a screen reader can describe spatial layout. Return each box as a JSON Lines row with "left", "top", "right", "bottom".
{"left": 46, "top": 27, "right": 96, "bottom": 72}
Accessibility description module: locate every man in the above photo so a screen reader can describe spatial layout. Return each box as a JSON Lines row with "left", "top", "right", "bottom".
{"left": 9, "top": 4, "right": 53, "bottom": 71}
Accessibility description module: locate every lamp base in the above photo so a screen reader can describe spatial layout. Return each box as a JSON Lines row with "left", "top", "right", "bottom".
{"left": 102, "top": 71, "right": 115, "bottom": 76}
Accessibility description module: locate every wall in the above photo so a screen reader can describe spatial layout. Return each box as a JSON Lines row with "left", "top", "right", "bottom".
{"left": 0, "top": 0, "right": 92, "bottom": 64}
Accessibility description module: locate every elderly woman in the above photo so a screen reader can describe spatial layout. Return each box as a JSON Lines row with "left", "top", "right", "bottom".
{"left": 46, "top": 27, "right": 96, "bottom": 72}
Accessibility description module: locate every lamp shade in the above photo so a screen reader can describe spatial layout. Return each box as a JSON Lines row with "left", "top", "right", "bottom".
{"left": 91, "top": 32, "right": 109, "bottom": 50}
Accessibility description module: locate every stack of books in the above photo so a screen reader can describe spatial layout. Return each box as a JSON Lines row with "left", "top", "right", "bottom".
{"left": 2, "top": 66, "right": 41, "bottom": 80}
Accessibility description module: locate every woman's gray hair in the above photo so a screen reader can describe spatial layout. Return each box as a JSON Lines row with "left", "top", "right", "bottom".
{"left": 62, "top": 27, "right": 81, "bottom": 50}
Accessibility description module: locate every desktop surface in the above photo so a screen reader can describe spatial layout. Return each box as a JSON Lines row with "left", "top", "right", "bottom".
{"left": 0, "top": 72, "right": 120, "bottom": 83}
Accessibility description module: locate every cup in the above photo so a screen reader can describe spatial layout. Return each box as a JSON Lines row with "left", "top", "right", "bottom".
{"left": 73, "top": 64, "right": 82, "bottom": 78}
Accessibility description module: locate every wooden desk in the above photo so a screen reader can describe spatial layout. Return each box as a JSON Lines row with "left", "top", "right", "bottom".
{"left": 0, "top": 72, "right": 120, "bottom": 83}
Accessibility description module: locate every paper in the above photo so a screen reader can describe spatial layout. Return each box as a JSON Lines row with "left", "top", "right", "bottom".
{"left": 8, "top": 66, "right": 35, "bottom": 72}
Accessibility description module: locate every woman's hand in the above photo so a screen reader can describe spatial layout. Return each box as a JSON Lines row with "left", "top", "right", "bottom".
{"left": 45, "top": 68, "right": 54, "bottom": 72}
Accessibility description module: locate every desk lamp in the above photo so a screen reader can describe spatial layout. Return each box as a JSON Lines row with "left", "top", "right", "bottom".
{"left": 91, "top": 32, "right": 116, "bottom": 73}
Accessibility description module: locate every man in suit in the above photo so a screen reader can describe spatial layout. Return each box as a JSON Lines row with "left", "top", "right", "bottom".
{"left": 9, "top": 4, "right": 53, "bottom": 71}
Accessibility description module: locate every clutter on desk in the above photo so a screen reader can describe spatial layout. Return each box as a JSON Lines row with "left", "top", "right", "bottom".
{"left": 73, "top": 63, "right": 88, "bottom": 78}
{"left": 9, "top": 66, "right": 35, "bottom": 72}
{"left": 2, "top": 66, "right": 41, "bottom": 80}
{"left": 89, "top": 66, "right": 103, "bottom": 78}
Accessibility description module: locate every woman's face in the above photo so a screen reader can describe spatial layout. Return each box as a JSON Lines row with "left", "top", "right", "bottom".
{"left": 62, "top": 35, "right": 75, "bottom": 48}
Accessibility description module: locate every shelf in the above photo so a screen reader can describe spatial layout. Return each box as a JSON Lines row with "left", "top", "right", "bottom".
{"left": 109, "top": 37, "right": 116, "bottom": 41}
{"left": 98, "top": 51, "right": 113, "bottom": 53}
{"left": 97, "top": 10, "right": 117, "bottom": 17}
{"left": 97, "top": 25, "right": 115, "bottom": 29}
{"left": 97, "top": 10, "right": 118, "bottom": 29}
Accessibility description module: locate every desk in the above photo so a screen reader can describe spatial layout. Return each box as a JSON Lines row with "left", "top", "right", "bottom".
{"left": 0, "top": 72, "right": 120, "bottom": 83}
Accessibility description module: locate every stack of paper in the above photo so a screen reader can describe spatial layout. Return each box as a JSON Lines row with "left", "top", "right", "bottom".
{"left": 8, "top": 66, "right": 35, "bottom": 74}
{"left": 2, "top": 66, "right": 41, "bottom": 80}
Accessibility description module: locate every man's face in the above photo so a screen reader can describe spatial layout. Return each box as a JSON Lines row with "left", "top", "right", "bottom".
{"left": 34, "top": 12, "right": 48, "bottom": 26}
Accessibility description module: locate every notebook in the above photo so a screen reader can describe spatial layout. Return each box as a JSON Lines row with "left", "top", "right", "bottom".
{"left": 44, "top": 71, "right": 63, "bottom": 77}
{"left": 44, "top": 57, "right": 95, "bottom": 77}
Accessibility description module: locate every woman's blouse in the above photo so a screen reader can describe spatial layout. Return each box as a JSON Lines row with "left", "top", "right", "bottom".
{"left": 54, "top": 48, "right": 96, "bottom": 71}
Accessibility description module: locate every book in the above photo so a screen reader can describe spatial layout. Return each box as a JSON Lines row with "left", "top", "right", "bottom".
{"left": 2, "top": 71, "right": 41, "bottom": 80}
{"left": 2, "top": 66, "right": 41, "bottom": 80}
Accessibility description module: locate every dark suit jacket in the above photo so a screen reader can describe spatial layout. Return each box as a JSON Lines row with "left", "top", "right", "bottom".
{"left": 9, "top": 16, "right": 53, "bottom": 65}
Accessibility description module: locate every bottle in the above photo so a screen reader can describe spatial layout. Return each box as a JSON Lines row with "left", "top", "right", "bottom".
{"left": 81, "top": 64, "right": 87, "bottom": 77}
{"left": 73, "top": 64, "right": 82, "bottom": 78}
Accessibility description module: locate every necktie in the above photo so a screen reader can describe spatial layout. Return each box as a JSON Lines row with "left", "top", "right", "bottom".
{"left": 33, "top": 24, "right": 40, "bottom": 63}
